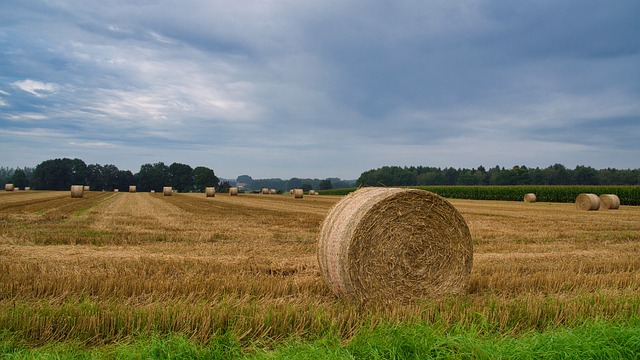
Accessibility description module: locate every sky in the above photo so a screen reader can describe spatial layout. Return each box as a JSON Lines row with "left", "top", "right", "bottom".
{"left": 1, "top": 1, "right": 639, "bottom": 180}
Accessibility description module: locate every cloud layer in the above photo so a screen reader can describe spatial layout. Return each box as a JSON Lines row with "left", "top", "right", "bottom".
{"left": 1, "top": 0, "right": 639, "bottom": 179}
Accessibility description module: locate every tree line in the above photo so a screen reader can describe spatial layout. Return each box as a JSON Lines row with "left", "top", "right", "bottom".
{"left": 1, "top": 158, "right": 219, "bottom": 192}
{"left": 357, "top": 164, "right": 640, "bottom": 187}
{"left": 234, "top": 175, "right": 355, "bottom": 192}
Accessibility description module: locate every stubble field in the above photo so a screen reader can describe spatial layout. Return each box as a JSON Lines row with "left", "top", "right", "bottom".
{"left": 0, "top": 190, "right": 639, "bottom": 353}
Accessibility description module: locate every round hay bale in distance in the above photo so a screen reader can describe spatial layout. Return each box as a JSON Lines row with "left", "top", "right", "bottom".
{"left": 524, "top": 193, "right": 536, "bottom": 203}
{"left": 114, "top": 189, "right": 119, "bottom": 192}
{"left": 5, "top": 184, "right": 14, "bottom": 191}
{"left": 83, "top": 186, "right": 90, "bottom": 192}
{"left": 229, "top": 187, "right": 238, "bottom": 196}
{"left": 599, "top": 194, "right": 620, "bottom": 210}
{"left": 150, "top": 190, "right": 155, "bottom": 193}
{"left": 293, "top": 189, "right": 304, "bottom": 199}
{"left": 129, "top": 185, "right": 136, "bottom": 193}
{"left": 205, "top": 187, "right": 216, "bottom": 197}
{"left": 163, "top": 187, "right": 172, "bottom": 196}
{"left": 317, "top": 187, "right": 473, "bottom": 303}
{"left": 70, "top": 185, "right": 84, "bottom": 198}
{"left": 269, "top": 189, "right": 276, "bottom": 194}
{"left": 24, "top": 187, "right": 30, "bottom": 191}
{"left": 261, "top": 187, "right": 269, "bottom": 194}
{"left": 575, "top": 193, "right": 600, "bottom": 211}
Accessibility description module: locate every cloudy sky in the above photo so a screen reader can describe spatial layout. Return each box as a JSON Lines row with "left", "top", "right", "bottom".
{"left": 1, "top": 1, "right": 638, "bottom": 179}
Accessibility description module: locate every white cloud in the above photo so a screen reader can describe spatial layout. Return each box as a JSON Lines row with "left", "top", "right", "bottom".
{"left": 11, "top": 79, "right": 59, "bottom": 97}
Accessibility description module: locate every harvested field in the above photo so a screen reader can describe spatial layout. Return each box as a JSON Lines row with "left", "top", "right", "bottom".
{"left": 0, "top": 191, "right": 639, "bottom": 347}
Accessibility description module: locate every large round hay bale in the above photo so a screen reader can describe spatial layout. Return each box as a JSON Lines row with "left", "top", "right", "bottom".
{"left": 524, "top": 193, "right": 536, "bottom": 203}
{"left": 129, "top": 185, "right": 137, "bottom": 193}
{"left": 293, "top": 189, "right": 304, "bottom": 199}
{"left": 205, "top": 187, "right": 216, "bottom": 197}
{"left": 229, "top": 187, "right": 238, "bottom": 196}
{"left": 163, "top": 187, "right": 172, "bottom": 196}
{"left": 4, "top": 184, "right": 14, "bottom": 191}
{"left": 575, "top": 193, "right": 600, "bottom": 211}
{"left": 70, "top": 185, "right": 84, "bottom": 198}
{"left": 599, "top": 194, "right": 620, "bottom": 210}
{"left": 317, "top": 187, "right": 473, "bottom": 303}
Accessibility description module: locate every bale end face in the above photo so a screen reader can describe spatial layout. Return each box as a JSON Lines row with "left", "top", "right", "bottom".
{"left": 575, "top": 193, "right": 600, "bottom": 211}
{"left": 524, "top": 193, "right": 536, "bottom": 203}
{"left": 229, "top": 187, "right": 238, "bottom": 196}
{"left": 4, "top": 184, "right": 15, "bottom": 191}
{"left": 129, "top": 185, "right": 137, "bottom": 193}
{"left": 599, "top": 194, "right": 620, "bottom": 210}
{"left": 70, "top": 185, "right": 84, "bottom": 198}
{"left": 317, "top": 187, "right": 473, "bottom": 303}
{"left": 205, "top": 187, "right": 216, "bottom": 197}
{"left": 293, "top": 189, "right": 304, "bottom": 199}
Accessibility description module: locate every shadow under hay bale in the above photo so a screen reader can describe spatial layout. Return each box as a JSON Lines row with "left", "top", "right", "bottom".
{"left": 317, "top": 187, "right": 473, "bottom": 303}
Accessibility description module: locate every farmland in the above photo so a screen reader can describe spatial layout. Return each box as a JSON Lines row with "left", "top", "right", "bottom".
{"left": 1, "top": 190, "right": 639, "bottom": 357}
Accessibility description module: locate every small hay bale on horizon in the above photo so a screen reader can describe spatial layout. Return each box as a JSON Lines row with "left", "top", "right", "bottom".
{"left": 5, "top": 184, "right": 14, "bottom": 191}
{"left": 599, "top": 194, "right": 620, "bottom": 210}
{"left": 150, "top": 190, "right": 155, "bottom": 193}
{"left": 129, "top": 185, "right": 137, "bottom": 193}
{"left": 70, "top": 185, "right": 84, "bottom": 198}
{"left": 269, "top": 189, "right": 276, "bottom": 194}
{"left": 205, "top": 187, "right": 216, "bottom": 197}
{"left": 229, "top": 187, "right": 238, "bottom": 196}
{"left": 163, "top": 187, "right": 172, "bottom": 196}
{"left": 83, "top": 185, "right": 90, "bottom": 191}
{"left": 261, "top": 187, "right": 269, "bottom": 194}
{"left": 293, "top": 189, "right": 304, "bottom": 199}
{"left": 575, "top": 193, "right": 600, "bottom": 211}
{"left": 524, "top": 193, "right": 536, "bottom": 203}
{"left": 24, "top": 187, "right": 30, "bottom": 191}
{"left": 317, "top": 187, "right": 473, "bottom": 303}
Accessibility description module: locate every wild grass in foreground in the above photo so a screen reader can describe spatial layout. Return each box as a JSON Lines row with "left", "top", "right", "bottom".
{"left": 2, "top": 318, "right": 639, "bottom": 359}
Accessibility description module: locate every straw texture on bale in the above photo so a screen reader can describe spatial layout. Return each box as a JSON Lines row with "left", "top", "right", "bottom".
{"left": 317, "top": 187, "right": 473, "bottom": 303}
{"left": 229, "top": 187, "right": 238, "bottom": 196}
{"left": 129, "top": 185, "right": 136, "bottom": 193}
{"left": 524, "top": 193, "right": 536, "bottom": 203}
{"left": 5, "top": 184, "right": 14, "bottom": 191}
{"left": 83, "top": 186, "right": 90, "bottom": 191}
{"left": 575, "top": 193, "right": 600, "bottom": 211}
{"left": 205, "top": 187, "right": 216, "bottom": 197}
{"left": 70, "top": 185, "right": 84, "bottom": 198}
{"left": 599, "top": 194, "right": 620, "bottom": 210}
{"left": 163, "top": 187, "right": 172, "bottom": 196}
{"left": 293, "top": 189, "right": 304, "bottom": 199}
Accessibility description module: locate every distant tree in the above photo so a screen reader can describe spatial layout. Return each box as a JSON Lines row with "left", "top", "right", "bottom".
{"left": 116, "top": 170, "right": 134, "bottom": 192}
{"left": 573, "top": 165, "right": 598, "bottom": 185}
{"left": 32, "top": 158, "right": 87, "bottom": 190}
{"left": 319, "top": 178, "right": 333, "bottom": 190}
{"left": 193, "top": 166, "right": 219, "bottom": 192}
{"left": 236, "top": 175, "right": 253, "bottom": 189}
{"left": 102, "top": 164, "right": 120, "bottom": 191}
{"left": 137, "top": 162, "right": 169, "bottom": 192}
{"left": 169, "top": 162, "right": 194, "bottom": 192}
{"left": 86, "top": 164, "right": 104, "bottom": 191}
{"left": 301, "top": 183, "right": 312, "bottom": 192}
{"left": 287, "top": 177, "right": 303, "bottom": 190}
{"left": 11, "top": 169, "right": 28, "bottom": 188}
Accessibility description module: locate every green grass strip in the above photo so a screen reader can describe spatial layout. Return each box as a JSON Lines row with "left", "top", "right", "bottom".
{"left": 2, "top": 318, "right": 639, "bottom": 359}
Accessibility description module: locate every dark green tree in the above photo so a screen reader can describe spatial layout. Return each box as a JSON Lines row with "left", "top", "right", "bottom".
{"left": 11, "top": 169, "right": 28, "bottom": 188}
{"left": 169, "top": 162, "right": 194, "bottom": 192}
{"left": 137, "top": 162, "right": 169, "bottom": 192}
{"left": 319, "top": 178, "right": 333, "bottom": 190}
{"left": 193, "top": 166, "right": 219, "bottom": 192}
{"left": 32, "top": 158, "right": 87, "bottom": 190}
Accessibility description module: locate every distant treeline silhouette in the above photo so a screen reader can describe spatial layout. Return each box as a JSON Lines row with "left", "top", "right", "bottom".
{"left": 357, "top": 164, "right": 640, "bottom": 187}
